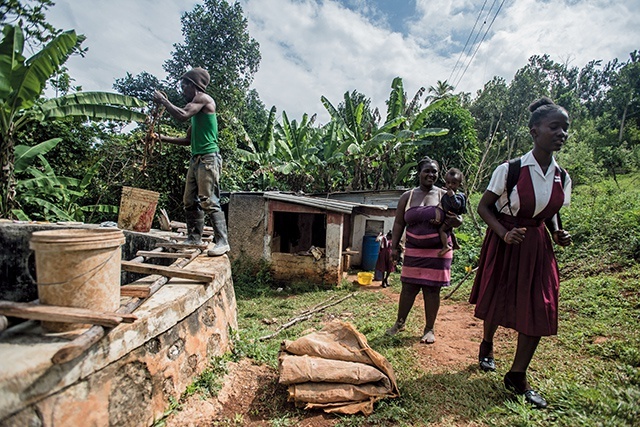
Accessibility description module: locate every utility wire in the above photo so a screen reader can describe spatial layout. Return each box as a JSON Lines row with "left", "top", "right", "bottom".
{"left": 450, "top": 0, "right": 495, "bottom": 87}
{"left": 453, "top": 0, "right": 506, "bottom": 89}
{"left": 451, "top": 0, "right": 496, "bottom": 87}
{"left": 448, "top": 0, "right": 488, "bottom": 85}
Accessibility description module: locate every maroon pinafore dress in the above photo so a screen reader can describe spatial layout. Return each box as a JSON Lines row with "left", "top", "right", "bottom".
{"left": 469, "top": 166, "right": 565, "bottom": 336}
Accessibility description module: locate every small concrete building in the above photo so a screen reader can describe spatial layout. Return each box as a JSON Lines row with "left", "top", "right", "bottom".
{"left": 227, "top": 191, "right": 404, "bottom": 285}
{"left": 323, "top": 190, "right": 405, "bottom": 261}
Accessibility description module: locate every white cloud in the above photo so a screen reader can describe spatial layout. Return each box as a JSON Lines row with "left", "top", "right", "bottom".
{"left": 244, "top": 0, "right": 446, "bottom": 122}
{"left": 42, "top": 0, "right": 640, "bottom": 123}
{"left": 413, "top": 0, "right": 640, "bottom": 96}
{"left": 47, "top": 0, "right": 196, "bottom": 91}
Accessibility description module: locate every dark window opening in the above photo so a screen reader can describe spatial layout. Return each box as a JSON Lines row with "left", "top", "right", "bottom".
{"left": 365, "top": 219, "right": 384, "bottom": 236}
{"left": 272, "top": 212, "right": 326, "bottom": 253}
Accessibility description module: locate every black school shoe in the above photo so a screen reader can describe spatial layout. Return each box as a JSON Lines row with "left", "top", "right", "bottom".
{"left": 478, "top": 340, "right": 496, "bottom": 371}
{"left": 479, "top": 357, "right": 496, "bottom": 372}
{"left": 504, "top": 372, "right": 548, "bottom": 409}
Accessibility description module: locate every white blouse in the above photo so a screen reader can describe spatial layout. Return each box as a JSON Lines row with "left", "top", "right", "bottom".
{"left": 487, "top": 150, "right": 572, "bottom": 217}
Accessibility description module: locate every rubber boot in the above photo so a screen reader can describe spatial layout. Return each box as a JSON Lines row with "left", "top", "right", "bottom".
{"left": 183, "top": 210, "right": 205, "bottom": 246}
{"left": 207, "top": 211, "right": 230, "bottom": 256}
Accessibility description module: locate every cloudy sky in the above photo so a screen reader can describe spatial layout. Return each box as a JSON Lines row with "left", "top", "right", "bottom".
{"left": 47, "top": 0, "right": 639, "bottom": 123}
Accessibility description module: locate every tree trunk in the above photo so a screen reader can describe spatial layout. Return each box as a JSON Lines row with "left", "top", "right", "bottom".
{"left": 0, "top": 134, "right": 16, "bottom": 218}
{"left": 618, "top": 101, "right": 629, "bottom": 144}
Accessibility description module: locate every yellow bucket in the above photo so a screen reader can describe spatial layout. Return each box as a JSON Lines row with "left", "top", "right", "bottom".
{"left": 357, "top": 272, "right": 374, "bottom": 285}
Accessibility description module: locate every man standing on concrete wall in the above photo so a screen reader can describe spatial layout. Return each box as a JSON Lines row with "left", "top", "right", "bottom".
{"left": 153, "top": 67, "right": 230, "bottom": 256}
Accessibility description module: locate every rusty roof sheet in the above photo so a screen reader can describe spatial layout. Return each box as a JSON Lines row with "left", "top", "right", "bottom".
{"left": 263, "top": 191, "right": 388, "bottom": 214}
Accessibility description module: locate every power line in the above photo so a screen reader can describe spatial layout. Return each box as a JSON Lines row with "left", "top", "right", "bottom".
{"left": 453, "top": 0, "right": 505, "bottom": 90}
{"left": 448, "top": 0, "right": 488, "bottom": 85}
{"left": 451, "top": 0, "right": 496, "bottom": 87}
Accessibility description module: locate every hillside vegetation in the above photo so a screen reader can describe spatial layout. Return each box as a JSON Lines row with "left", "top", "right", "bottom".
{"left": 161, "top": 173, "right": 640, "bottom": 427}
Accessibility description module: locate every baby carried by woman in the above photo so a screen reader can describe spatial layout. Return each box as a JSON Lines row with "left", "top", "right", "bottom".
{"left": 437, "top": 168, "right": 467, "bottom": 256}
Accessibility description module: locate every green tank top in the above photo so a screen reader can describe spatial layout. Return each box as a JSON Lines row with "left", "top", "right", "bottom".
{"left": 190, "top": 112, "right": 219, "bottom": 155}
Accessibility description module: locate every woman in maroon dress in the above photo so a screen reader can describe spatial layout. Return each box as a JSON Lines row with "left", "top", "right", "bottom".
{"left": 469, "top": 97, "right": 573, "bottom": 409}
{"left": 375, "top": 231, "right": 394, "bottom": 288}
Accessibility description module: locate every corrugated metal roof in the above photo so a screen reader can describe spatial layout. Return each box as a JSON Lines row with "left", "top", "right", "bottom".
{"left": 320, "top": 190, "right": 406, "bottom": 210}
{"left": 263, "top": 191, "right": 388, "bottom": 214}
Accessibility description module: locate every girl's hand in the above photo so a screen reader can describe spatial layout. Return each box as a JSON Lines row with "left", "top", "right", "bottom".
{"left": 503, "top": 227, "right": 527, "bottom": 244}
{"left": 553, "top": 230, "right": 572, "bottom": 246}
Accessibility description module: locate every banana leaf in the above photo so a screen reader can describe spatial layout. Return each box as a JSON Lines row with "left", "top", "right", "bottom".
{"left": 14, "top": 138, "right": 62, "bottom": 173}
{"left": 8, "top": 28, "right": 77, "bottom": 113}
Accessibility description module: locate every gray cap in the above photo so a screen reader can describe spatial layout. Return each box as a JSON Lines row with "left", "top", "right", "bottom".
{"left": 181, "top": 67, "right": 210, "bottom": 92}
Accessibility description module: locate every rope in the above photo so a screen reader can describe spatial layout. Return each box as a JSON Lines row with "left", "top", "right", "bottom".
{"left": 140, "top": 93, "right": 166, "bottom": 171}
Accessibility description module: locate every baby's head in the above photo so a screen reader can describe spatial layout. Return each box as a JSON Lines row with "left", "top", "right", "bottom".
{"left": 444, "top": 168, "right": 464, "bottom": 191}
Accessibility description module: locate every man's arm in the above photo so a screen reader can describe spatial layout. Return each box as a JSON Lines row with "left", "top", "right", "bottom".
{"left": 157, "top": 127, "right": 191, "bottom": 146}
{"left": 153, "top": 90, "right": 207, "bottom": 122}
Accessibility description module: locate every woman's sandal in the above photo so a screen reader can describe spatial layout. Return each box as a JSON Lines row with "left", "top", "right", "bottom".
{"left": 479, "top": 357, "right": 496, "bottom": 372}
{"left": 420, "top": 329, "right": 435, "bottom": 344}
{"left": 478, "top": 340, "right": 496, "bottom": 371}
{"left": 385, "top": 321, "right": 405, "bottom": 336}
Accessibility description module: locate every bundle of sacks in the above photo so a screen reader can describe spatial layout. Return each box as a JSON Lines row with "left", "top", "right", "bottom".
{"left": 278, "top": 320, "right": 399, "bottom": 415}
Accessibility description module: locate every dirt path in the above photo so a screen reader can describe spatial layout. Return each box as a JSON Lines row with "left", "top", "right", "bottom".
{"left": 165, "top": 278, "right": 497, "bottom": 427}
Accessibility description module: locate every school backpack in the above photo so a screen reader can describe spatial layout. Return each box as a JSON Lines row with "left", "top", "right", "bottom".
{"left": 501, "top": 158, "right": 567, "bottom": 230}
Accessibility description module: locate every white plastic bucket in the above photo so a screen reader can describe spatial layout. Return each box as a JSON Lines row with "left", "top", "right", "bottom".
{"left": 30, "top": 228, "right": 125, "bottom": 332}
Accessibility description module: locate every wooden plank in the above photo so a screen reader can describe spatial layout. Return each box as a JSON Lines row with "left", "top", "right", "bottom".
{"left": 0, "top": 301, "right": 137, "bottom": 328}
{"left": 174, "top": 234, "right": 213, "bottom": 242}
{"left": 119, "top": 284, "right": 151, "bottom": 298}
{"left": 134, "top": 251, "right": 192, "bottom": 259}
{"left": 129, "top": 247, "right": 165, "bottom": 264}
{"left": 170, "top": 220, "right": 213, "bottom": 232}
{"left": 120, "top": 261, "right": 214, "bottom": 282}
{"left": 52, "top": 250, "right": 202, "bottom": 365}
{"left": 176, "top": 228, "right": 215, "bottom": 237}
{"left": 155, "top": 242, "right": 208, "bottom": 250}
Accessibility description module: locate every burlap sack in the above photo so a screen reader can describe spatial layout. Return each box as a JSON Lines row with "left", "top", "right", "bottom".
{"left": 278, "top": 320, "right": 399, "bottom": 415}
{"left": 279, "top": 354, "right": 390, "bottom": 387}
{"left": 287, "top": 381, "right": 391, "bottom": 404}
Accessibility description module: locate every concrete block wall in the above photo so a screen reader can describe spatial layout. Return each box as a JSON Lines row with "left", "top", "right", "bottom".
{"left": 270, "top": 252, "right": 336, "bottom": 285}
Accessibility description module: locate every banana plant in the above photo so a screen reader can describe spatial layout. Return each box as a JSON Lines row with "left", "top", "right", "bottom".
{"left": 12, "top": 138, "right": 118, "bottom": 222}
{"left": 239, "top": 106, "right": 322, "bottom": 192}
{"left": 321, "top": 79, "right": 449, "bottom": 190}
{"left": 0, "top": 24, "right": 147, "bottom": 218}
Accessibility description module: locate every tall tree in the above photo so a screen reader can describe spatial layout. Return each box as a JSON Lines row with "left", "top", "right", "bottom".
{"left": 418, "top": 97, "right": 479, "bottom": 178}
{"left": 606, "top": 50, "right": 640, "bottom": 145}
{"left": 425, "top": 80, "right": 455, "bottom": 104}
{"left": 0, "top": 0, "right": 58, "bottom": 47}
{"left": 163, "top": 0, "right": 261, "bottom": 115}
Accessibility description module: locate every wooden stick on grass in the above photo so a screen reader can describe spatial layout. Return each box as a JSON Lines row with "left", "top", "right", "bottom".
{"left": 257, "top": 292, "right": 357, "bottom": 341}
{"left": 443, "top": 267, "right": 478, "bottom": 300}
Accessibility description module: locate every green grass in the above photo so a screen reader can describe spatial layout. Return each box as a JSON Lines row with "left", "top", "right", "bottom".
{"left": 221, "top": 265, "right": 640, "bottom": 427}
{"left": 176, "top": 173, "right": 640, "bottom": 426}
